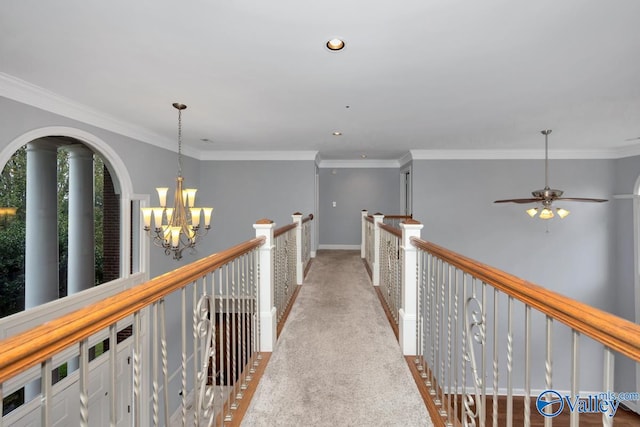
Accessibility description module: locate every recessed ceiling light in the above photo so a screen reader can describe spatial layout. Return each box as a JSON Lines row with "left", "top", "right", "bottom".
{"left": 361, "top": 154, "right": 367, "bottom": 159}
{"left": 326, "top": 38, "right": 345, "bottom": 51}
{"left": 332, "top": 131, "right": 342, "bottom": 136}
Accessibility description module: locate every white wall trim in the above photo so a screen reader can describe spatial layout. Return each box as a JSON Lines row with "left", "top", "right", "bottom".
{"left": 633, "top": 174, "right": 640, "bottom": 406}
{"left": 202, "top": 150, "right": 318, "bottom": 161}
{"left": 0, "top": 72, "right": 200, "bottom": 157}
{"left": 409, "top": 148, "right": 630, "bottom": 160}
{"left": 318, "top": 244, "right": 360, "bottom": 250}
{"left": 398, "top": 152, "right": 413, "bottom": 167}
{"left": 317, "top": 159, "right": 400, "bottom": 168}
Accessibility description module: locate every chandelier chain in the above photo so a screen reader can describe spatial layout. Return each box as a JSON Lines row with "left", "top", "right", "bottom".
{"left": 177, "top": 107, "right": 183, "bottom": 177}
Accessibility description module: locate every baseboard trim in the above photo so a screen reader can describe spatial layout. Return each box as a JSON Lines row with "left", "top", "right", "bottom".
{"left": 318, "top": 244, "right": 360, "bottom": 250}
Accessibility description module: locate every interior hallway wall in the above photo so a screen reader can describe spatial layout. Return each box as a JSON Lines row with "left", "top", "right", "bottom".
{"left": 318, "top": 167, "right": 400, "bottom": 247}
{"left": 197, "top": 160, "right": 317, "bottom": 255}
{"left": 411, "top": 157, "right": 616, "bottom": 393}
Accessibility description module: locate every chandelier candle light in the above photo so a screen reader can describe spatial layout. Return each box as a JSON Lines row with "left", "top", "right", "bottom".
{"left": 141, "top": 103, "right": 213, "bottom": 260}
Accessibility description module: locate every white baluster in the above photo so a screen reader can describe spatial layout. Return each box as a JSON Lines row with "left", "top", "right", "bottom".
{"left": 544, "top": 316, "right": 553, "bottom": 427}
{"left": 492, "top": 289, "right": 499, "bottom": 427}
{"left": 447, "top": 265, "right": 454, "bottom": 423}
{"left": 152, "top": 303, "right": 159, "bottom": 426}
{"left": 570, "top": 330, "right": 580, "bottom": 427}
{"left": 602, "top": 347, "right": 615, "bottom": 427}
{"left": 109, "top": 324, "right": 117, "bottom": 427}
{"left": 133, "top": 312, "right": 142, "bottom": 427}
{"left": 79, "top": 339, "right": 89, "bottom": 427}
{"left": 453, "top": 267, "right": 460, "bottom": 425}
{"left": 41, "top": 358, "right": 52, "bottom": 427}
{"left": 524, "top": 306, "right": 531, "bottom": 427}
{"left": 160, "top": 299, "right": 170, "bottom": 426}
{"left": 506, "top": 297, "right": 514, "bottom": 427}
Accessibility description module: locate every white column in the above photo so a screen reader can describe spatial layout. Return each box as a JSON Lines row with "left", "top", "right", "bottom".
{"left": 360, "top": 210, "right": 368, "bottom": 259}
{"left": 25, "top": 140, "right": 60, "bottom": 309}
{"left": 372, "top": 213, "right": 384, "bottom": 286}
{"left": 292, "top": 212, "right": 303, "bottom": 284}
{"left": 253, "top": 219, "right": 276, "bottom": 352}
{"left": 399, "top": 219, "right": 423, "bottom": 355}
{"left": 67, "top": 144, "right": 95, "bottom": 294}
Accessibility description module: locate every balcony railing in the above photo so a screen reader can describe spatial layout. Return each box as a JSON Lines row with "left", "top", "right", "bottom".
{"left": 362, "top": 210, "right": 640, "bottom": 426}
{"left": 0, "top": 212, "right": 313, "bottom": 426}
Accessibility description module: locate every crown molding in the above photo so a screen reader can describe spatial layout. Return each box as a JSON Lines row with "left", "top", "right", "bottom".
{"left": 202, "top": 150, "right": 318, "bottom": 161}
{"left": 317, "top": 159, "right": 401, "bottom": 168}
{"left": 0, "top": 72, "right": 197, "bottom": 156}
{"left": 615, "top": 143, "right": 640, "bottom": 159}
{"left": 398, "top": 152, "right": 413, "bottom": 167}
{"left": 3, "top": 72, "right": 639, "bottom": 162}
{"left": 409, "top": 148, "right": 624, "bottom": 160}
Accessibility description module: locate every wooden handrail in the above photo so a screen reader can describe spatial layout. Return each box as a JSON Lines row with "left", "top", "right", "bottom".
{"left": 365, "top": 215, "right": 374, "bottom": 223}
{"left": 383, "top": 214, "right": 413, "bottom": 220}
{"left": 274, "top": 222, "right": 296, "bottom": 238}
{"left": 410, "top": 237, "right": 640, "bottom": 363}
{"left": 379, "top": 222, "right": 402, "bottom": 238}
{"left": 302, "top": 213, "right": 314, "bottom": 224}
{"left": 0, "top": 236, "right": 266, "bottom": 384}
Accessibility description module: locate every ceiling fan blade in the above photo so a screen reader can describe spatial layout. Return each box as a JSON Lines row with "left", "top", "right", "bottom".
{"left": 554, "top": 197, "right": 608, "bottom": 203}
{"left": 494, "top": 198, "right": 541, "bottom": 204}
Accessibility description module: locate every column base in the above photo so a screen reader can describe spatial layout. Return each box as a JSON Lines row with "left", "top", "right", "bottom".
{"left": 260, "top": 307, "right": 277, "bottom": 352}
{"left": 399, "top": 309, "right": 417, "bottom": 355}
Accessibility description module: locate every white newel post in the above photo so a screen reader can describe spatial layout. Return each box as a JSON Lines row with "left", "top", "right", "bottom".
{"left": 399, "top": 219, "right": 423, "bottom": 355}
{"left": 292, "top": 212, "right": 303, "bottom": 284}
{"left": 372, "top": 213, "right": 384, "bottom": 286}
{"left": 361, "top": 210, "right": 368, "bottom": 259}
{"left": 254, "top": 219, "right": 277, "bottom": 352}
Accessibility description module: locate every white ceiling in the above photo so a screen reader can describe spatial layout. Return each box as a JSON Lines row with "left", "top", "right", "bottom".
{"left": 2, "top": 0, "right": 640, "bottom": 161}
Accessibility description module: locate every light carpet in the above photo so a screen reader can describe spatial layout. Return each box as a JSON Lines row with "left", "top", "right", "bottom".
{"left": 241, "top": 250, "right": 433, "bottom": 427}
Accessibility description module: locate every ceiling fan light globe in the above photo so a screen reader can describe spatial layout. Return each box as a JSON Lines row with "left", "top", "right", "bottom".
{"left": 539, "top": 208, "right": 554, "bottom": 220}
{"left": 526, "top": 208, "right": 538, "bottom": 218}
{"left": 556, "top": 208, "right": 570, "bottom": 219}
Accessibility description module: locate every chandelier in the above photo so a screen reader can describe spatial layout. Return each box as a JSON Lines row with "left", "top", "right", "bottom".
{"left": 141, "top": 103, "right": 213, "bottom": 260}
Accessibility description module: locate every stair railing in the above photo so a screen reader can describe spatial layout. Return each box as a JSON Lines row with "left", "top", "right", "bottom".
{"left": 361, "top": 211, "right": 640, "bottom": 427}
{"left": 0, "top": 212, "right": 314, "bottom": 427}
{"left": 411, "top": 237, "right": 640, "bottom": 426}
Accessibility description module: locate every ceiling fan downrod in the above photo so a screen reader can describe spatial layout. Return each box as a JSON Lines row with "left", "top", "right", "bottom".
{"left": 542, "top": 129, "right": 551, "bottom": 190}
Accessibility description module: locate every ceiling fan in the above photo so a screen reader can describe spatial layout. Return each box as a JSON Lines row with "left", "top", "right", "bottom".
{"left": 494, "top": 129, "right": 607, "bottom": 220}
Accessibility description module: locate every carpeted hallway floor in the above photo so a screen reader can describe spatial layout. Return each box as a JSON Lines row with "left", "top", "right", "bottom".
{"left": 241, "top": 250, "right": 433, "bottom": 427}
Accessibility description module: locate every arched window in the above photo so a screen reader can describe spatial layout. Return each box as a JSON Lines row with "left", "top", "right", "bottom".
{"left": 0, "top": 129, "right": 140, "bottom": 415}
{"left": 0, "top": 139, "right": 117, "bottom": 317}
{"left": 0, "top": 128, "right": 136, "bottom": 319}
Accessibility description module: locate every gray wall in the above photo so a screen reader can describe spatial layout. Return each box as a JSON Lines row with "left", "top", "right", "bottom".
{"left": 612, "top": 155, "right": 640, "bottom": 393}
{"left": 318, "top": 167, "right": 400, "bottom": 247}
{"left": 412, "top": 158, "right": 618, "bottom": 391}
{"left": 197, "top": 160, "right": 316, "bottom": 254}
{"left": 412, "top": 158, "right": 615, "bottom": 306}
